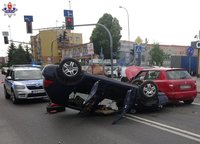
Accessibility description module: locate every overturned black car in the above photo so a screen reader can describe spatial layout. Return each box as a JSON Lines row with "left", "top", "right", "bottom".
{"left": 42, "top": 58, "right": 168, "bottom": 123}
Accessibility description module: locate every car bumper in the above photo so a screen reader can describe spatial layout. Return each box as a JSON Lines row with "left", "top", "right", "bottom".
{"left": 166, "top": 91, "right": 197, "bottom": 101}
{"left": 15, "top": 89, "right": 48, "bottom": 99}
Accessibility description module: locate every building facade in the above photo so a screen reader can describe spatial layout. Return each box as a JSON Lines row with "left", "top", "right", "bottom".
{"left": 145, "top": 44, "right": 197, "bottom": 66}
{"left": 31, "top": 29, "right": 83, "bottom": 65}
{"left": 118, "top": 40, "right": 195, "bottom": 67}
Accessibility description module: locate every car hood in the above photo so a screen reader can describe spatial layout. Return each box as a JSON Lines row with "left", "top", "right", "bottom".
{"left": 125, "top": 66, "right": 143, "bottom": 80}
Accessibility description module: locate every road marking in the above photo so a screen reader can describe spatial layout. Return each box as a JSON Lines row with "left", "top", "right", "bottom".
{"left": 126, "top": 114, "right": 200, "bottom": 143}
{"left": 193, "top": 103, "right": 200, "bottom": 106}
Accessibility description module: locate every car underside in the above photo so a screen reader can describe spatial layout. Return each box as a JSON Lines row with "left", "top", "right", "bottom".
{"left": 42, "top": 58, "right": 168, "bottom": 123}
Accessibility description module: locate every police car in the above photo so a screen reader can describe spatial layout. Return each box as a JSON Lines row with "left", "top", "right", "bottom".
{"left": 3, "top": 65, "right": 48, "bottom": 104}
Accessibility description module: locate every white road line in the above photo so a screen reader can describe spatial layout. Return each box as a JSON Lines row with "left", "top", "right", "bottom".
{"left": 126, "top": 114, "right": 200, "bottom": 143}
{"left": 193, "top": 103, "right": 200, "bottom": 106}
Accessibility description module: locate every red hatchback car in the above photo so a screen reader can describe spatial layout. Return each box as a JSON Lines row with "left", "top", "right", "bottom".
{"left": 127, "top": 67, "right": 197, "bottom": 104}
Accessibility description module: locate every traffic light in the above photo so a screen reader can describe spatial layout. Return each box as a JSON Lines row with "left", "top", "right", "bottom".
{"left": 63, "top": 31, "right": 67, "bottom": 40}
{"left": 4, "top": 36, "right": 9, "bottom": 44}
{"left": 26, "top": 22, "right": 32, "bottom": 33}
{"left": 65, "top": 16, "right": 74, "bottom": 30}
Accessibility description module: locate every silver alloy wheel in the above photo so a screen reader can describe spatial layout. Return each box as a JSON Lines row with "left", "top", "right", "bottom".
{"left": 142, "top": 83, "right": 157, "bottom": 98}
{"left": 62, "top": 61, "right": 79, "bottom": 77}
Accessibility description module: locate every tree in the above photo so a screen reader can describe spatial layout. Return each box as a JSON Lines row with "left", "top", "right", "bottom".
{"left": 7, "top": 42, "right": 17, "bottom": 66}
{"left": 7, "top": 43, "right": 32, "bottom": 66}
{"left": 149, "top": 43, "right": 165, "bottom": 66}
{"left": 90, "top": 13, "right": 122, "bottom": 59}
{"left": 25, "top": 45, "right": 32, "bottom": 63}
{"left": 12, "top": 44, "right": 28, "bottom": 64}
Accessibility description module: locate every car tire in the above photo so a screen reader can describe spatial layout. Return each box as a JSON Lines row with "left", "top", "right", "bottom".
{"left": 11, "top": 91, "right": 19, "bottom": 104}
{"left": 183, "top": 99, "right": 194, "bottom": 104}
{"left": 139, "top": 81, "right": 158, "bottom": 99}
{"left": 58, "top": 58, "right": 82, "bottom": 80}
{"left": 131, "top": 79, "right": 143, "bottom": 86}
{"left": 4, "top": 87, "right": 10, "bottom": 99}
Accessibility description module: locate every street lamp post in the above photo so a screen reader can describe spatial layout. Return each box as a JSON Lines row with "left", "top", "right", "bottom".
{"left": 119, "top": 6, "right": 130, "bottom": 41}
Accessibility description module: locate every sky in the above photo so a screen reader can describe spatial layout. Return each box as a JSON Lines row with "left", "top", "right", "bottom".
{"left": 1, "top": 0, "right": 200, "bottom": 56}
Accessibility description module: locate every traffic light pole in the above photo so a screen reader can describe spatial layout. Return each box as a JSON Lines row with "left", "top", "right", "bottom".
{"left": 74, "top": 23, "right": 114, "bottom": 78}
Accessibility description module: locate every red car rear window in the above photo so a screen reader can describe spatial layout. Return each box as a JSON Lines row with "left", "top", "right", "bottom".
{"left": 166, "top": 70, "right": 191, "bottom": 80}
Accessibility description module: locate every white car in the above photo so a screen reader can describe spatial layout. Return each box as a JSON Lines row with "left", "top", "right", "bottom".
{"left": 3, "top": 65, "right": 48, "bottom": 104}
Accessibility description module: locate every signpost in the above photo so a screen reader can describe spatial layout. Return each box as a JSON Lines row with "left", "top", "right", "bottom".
{"left": 186, "top": 46, "right": 194, "bottom": 74}
{"left": 135, "top": 45, "right": 143, "bottom": 65}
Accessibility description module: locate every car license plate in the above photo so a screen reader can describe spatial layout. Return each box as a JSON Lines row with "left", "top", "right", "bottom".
{"left": 32, "top": 90, "right": 45, "bottom": 94}
{"left": 180, "top": 85, "right": 191, "bottom": 89}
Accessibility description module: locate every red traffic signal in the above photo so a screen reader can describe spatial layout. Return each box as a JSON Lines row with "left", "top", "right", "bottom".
{"left": 67, "top": 17, "right": 72, "bottom": 23}
{"left": 65, "top": 16, "right": 74, "bottom": 30}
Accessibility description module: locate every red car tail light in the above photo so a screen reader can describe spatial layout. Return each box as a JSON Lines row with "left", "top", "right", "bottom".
{"left": 44, "top": 79, "right": 53, "bottom": 88}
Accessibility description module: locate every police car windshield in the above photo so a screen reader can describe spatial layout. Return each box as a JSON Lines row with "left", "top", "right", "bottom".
{"left": 14, "top": 70, "right": 43, "bottom": 80}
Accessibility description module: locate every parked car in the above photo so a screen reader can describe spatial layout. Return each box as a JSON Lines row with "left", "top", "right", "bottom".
{"left": 42, "top": 58, "right": 168, "bottom": 122}
{"left": 128, "top": 67, "right": 197, "bottom": 104}
{"left": 3, "top": 65, "right": 48, "bottom": 104}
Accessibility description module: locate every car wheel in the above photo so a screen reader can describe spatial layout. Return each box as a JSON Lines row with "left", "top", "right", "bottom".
{"left": 4, "top": 87, "right": 10, "bottom": 99}
{"left": 183, "top": 99, "right": 194, "bottom": 104}
{"left": 58, "top": 58, "right": 82, "bottom": 80}
{"left": 131, "top": 79, "right": 143, "bottom": 86}
{"left": 139, "top": 81, "right": 158, "bottom": 99}
{"left": 11, "top": 91, "right": 19, "bottom": 104}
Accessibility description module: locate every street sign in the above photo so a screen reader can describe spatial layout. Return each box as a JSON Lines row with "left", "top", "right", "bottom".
{"left": 2, "top": 31, "right": 9, "bottom": 36}
{"left": 191, "top": 41, "right": 200, "bottom": 49}
{"left": 135, "top": 36, "right": 143, "bottom": 45}
{"left": 24, "top": 15, "right": 33, "bottom": 22}
{"left": 186, "top": 46, "right": 194, "bottom": 56}
{"left": 196, "top": 41, "right": 200, "bottom": 48}
{"left": 135, "top": 45, "right": 142, "bottom": 53}
{"left": 87, "top": 43, "right": 94, "bottom": 55}
{"left": 64, "top": 10, "right": 73, "bottom": 17}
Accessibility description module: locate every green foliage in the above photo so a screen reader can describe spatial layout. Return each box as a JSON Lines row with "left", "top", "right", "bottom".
{"left": 149, "top": 43, "right": 166, "bottom": 66}
{"left": 7, "top": 42, "right": 17, "bottom": 66}
{"left": 7, "top": 43, "right": 32, "bottom": 66}
{"left": 90, "top": 13, "right": 122, "bottom": 59}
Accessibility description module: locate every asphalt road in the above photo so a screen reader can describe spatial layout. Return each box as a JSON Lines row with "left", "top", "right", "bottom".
{"left": 0, "top": 73, "right": 200, "bottom": 144}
